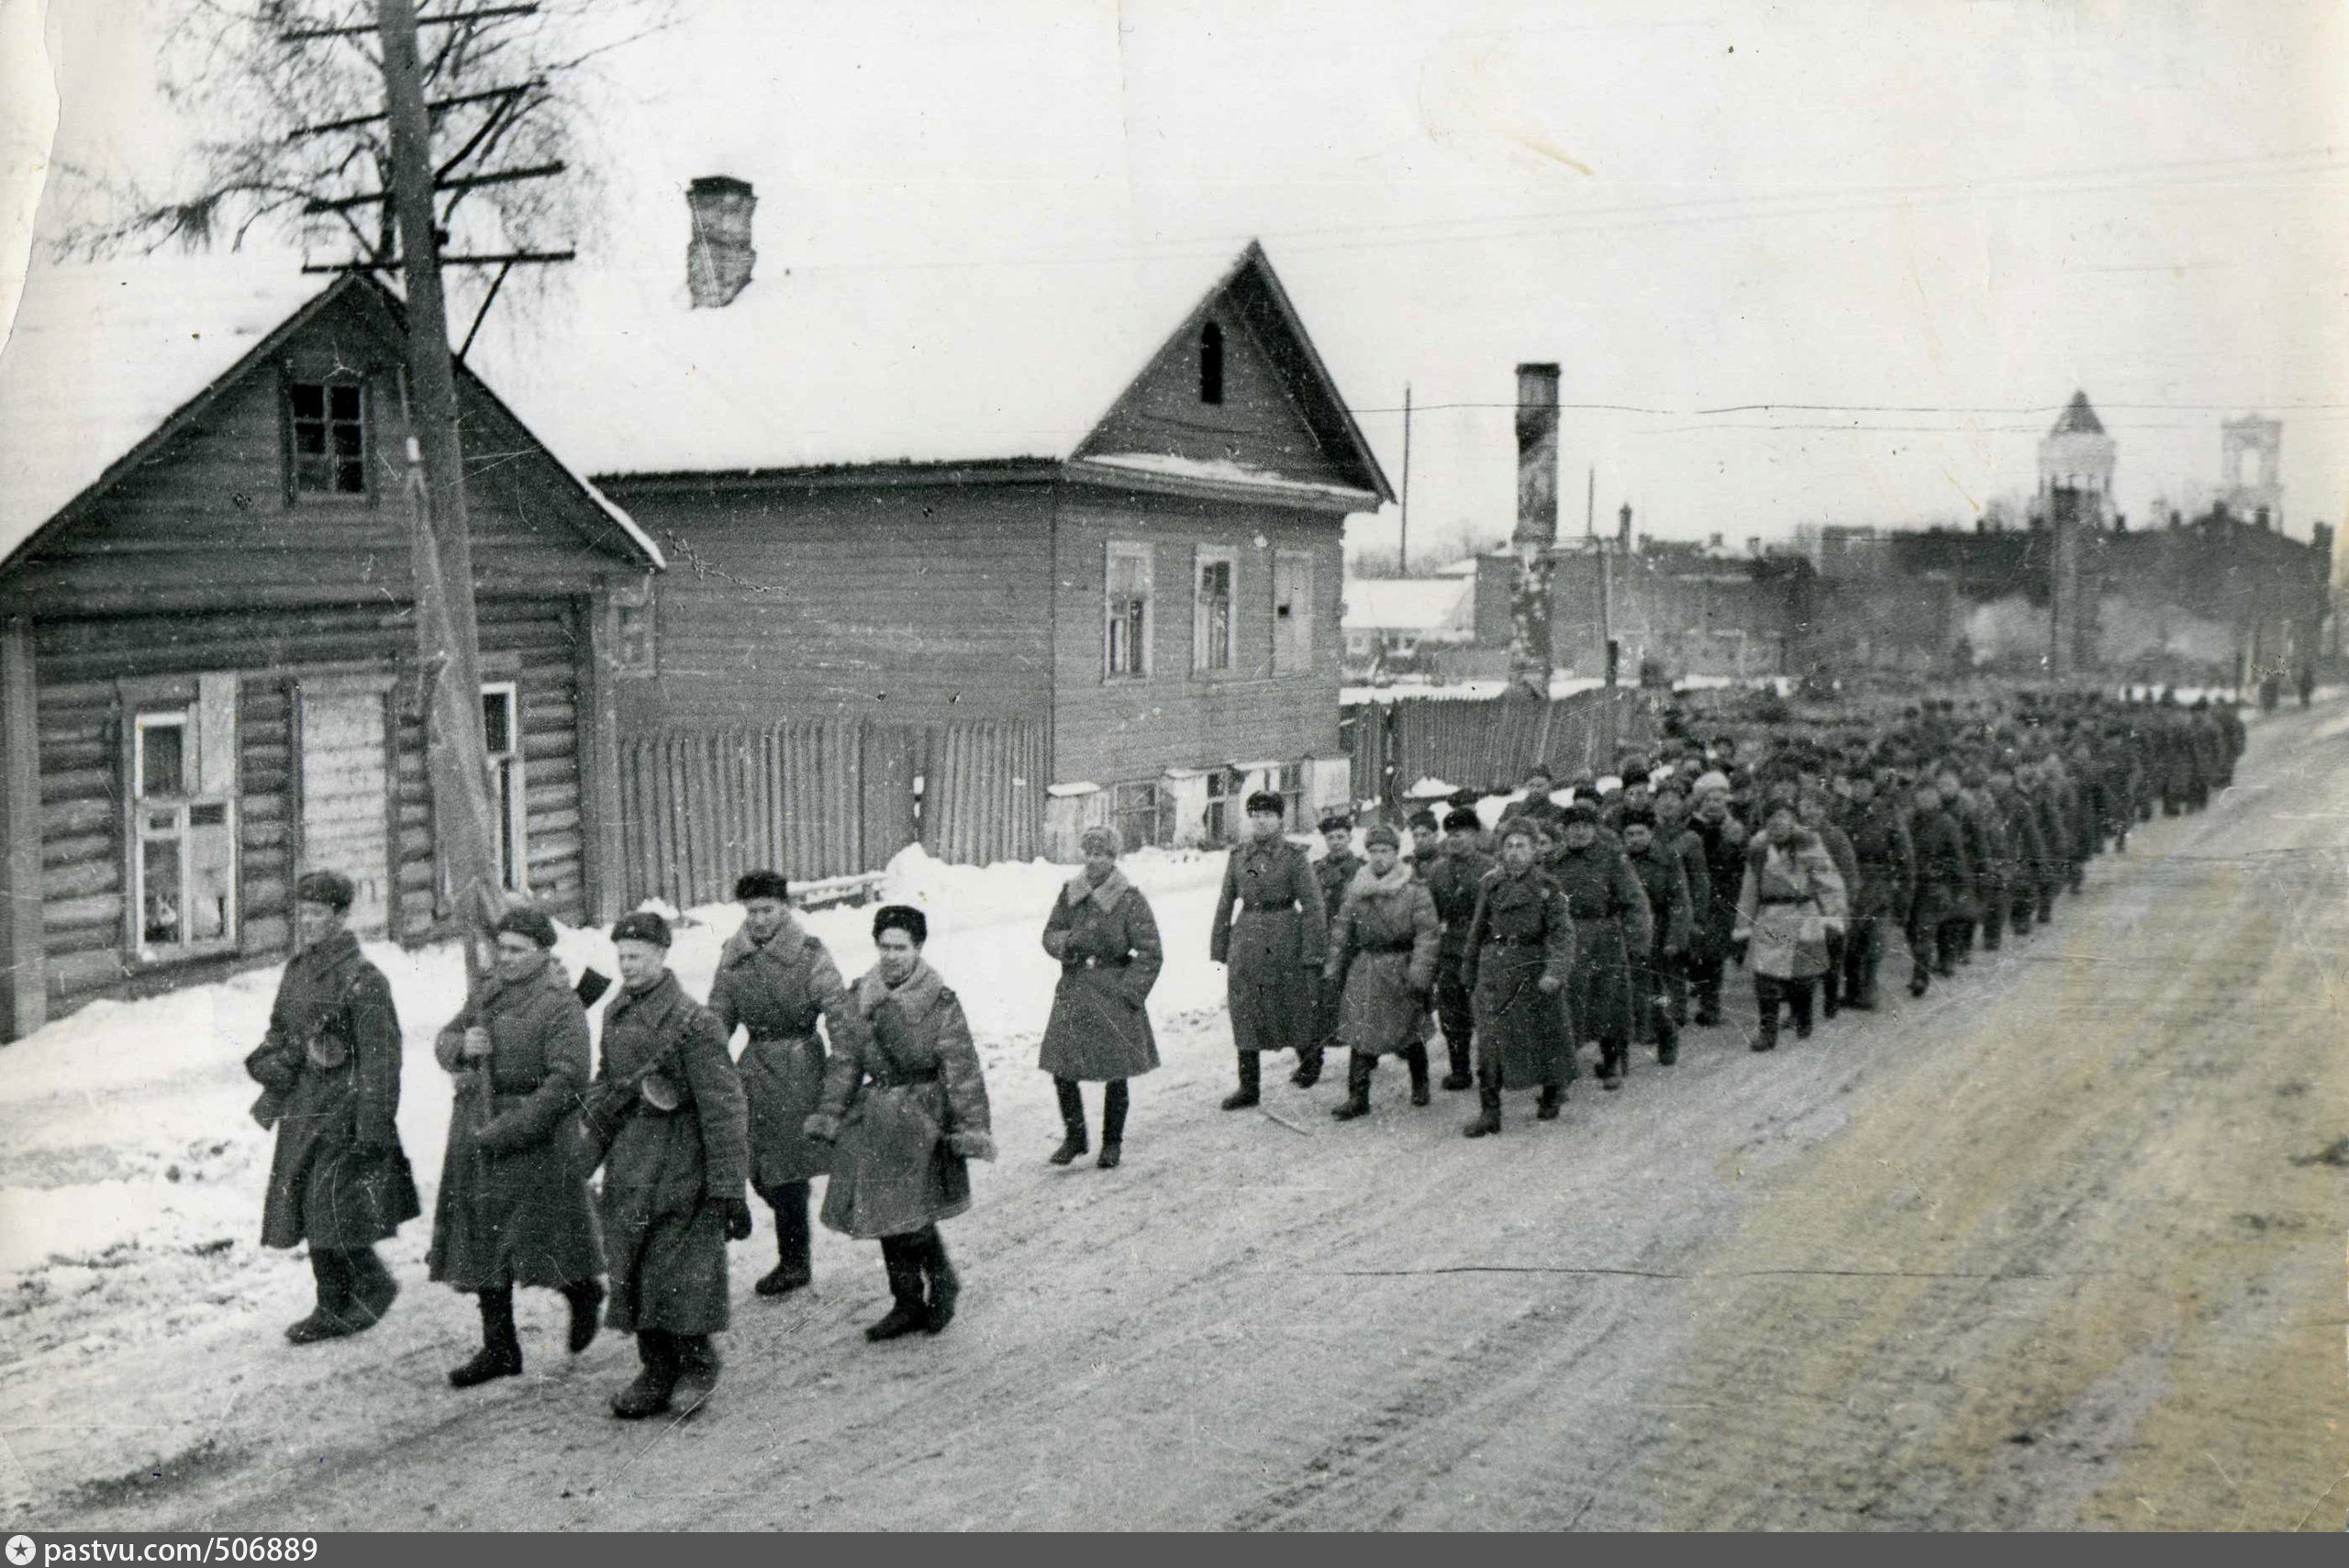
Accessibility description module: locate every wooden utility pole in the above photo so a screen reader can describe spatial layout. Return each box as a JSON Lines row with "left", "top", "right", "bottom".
{"left": 1508, "top": 364, "right": 1560, "bottom": 701}
{"left": 1397, "top": 383, "right": 1412, "bottom": 576}
{"left": 375, "top": 0, "right": 506, "bottom": 964}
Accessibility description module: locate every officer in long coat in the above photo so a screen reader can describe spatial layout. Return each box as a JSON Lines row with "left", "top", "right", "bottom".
{"left": 244, "top": 870, "right": 419, "bottom": 1345}
{"left": 1324, "top": 823, "right": 1442, "bottom": 1119}
{"left": 806, "top": 905, "right": 996, "bottom": 1342}
{"left": 1653, "top": 788, "right": 1711, "bottom": 1028}
{"left": 1731, "top": 804, "right": 1848, "bottom": 1051}
{"left": 428, "top": 906, "right": 606, "bottom": 1387}
{"left": 2026, "top": 759, "right": 2073, "bottom": 922}
{"left": 1039, "top": 825, "right": 1163, "bottom": 1170}
{"left": 1989, "top": 764, "right": 2049, "bottom": 939}
{"left": 585, "top": 910, "right": 751, "bottom": 1421}
{"left": 1618, "top": 805, "right": 1692, "bottom": 1065}
{"left": 1797, "top": 790, "right": 1861, "bottom": 1015}
{"left": 707, "top": 869, "right": 864, "bottom": 1298}
{"left": 1459, "top": 818, "right": 1577, "bottom": 1136}
{"left": 1547, "top": 801, "right": 1653, "bottom": 1089}
{"left": 1309, "top": 812, "right": 1364, "bottom": 1073}
{"left": 1906, "top": 779, "right": 1970, "bottom": 989}
{"left": 1421, "top": 807, "right": 1494, "bottom": 1091}
{"left": 1207, "top": 793, "right": 1330, "bottom": 1105}
{"left": 1684, "top": 774, "right": 1749, "bottom": 1026}
{"left": 1839, "top": 767, "right": 1913, "bottom": 1009}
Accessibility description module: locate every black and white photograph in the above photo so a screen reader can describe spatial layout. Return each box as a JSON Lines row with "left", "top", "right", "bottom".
{"left": 0, "top": 0, "right": 2343, "bottom": 1534}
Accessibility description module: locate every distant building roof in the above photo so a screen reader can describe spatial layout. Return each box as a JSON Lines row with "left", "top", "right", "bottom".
{"left": 1342, "top": 578, "right": 1475, "bottom": 637}
{"left": 2051, "top": 390, "right": 2106, "bottom": 437}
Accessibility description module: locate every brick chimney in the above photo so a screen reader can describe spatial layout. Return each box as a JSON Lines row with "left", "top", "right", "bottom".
{"left": 685, "top": 176, "right": 756, "bottom": 308}
{"left": 1508, "top": 363, "right": 1561, "bottom": 699}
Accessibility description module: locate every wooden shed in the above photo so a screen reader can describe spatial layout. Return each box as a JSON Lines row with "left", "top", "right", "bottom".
{"left": 0, "top": 260, "right": 663, "bottom": 1040}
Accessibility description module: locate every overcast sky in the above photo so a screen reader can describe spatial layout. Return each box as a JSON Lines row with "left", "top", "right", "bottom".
{"left": 5, "top": 0, "right": 2343, "bottom": 557}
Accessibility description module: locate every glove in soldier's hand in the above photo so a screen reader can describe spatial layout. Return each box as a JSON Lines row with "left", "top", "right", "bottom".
{"left": 719, "top": 1195, "right": 755, "bottom": 1241}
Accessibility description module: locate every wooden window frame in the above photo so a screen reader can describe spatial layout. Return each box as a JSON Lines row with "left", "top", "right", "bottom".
{"left": 126, "top": 703, "right": 240, "bottom": 966}
{"left": 482, "top": 681, "right": 529, "bottom": 894}
{"left": 1192, "top": 546, "right": 1238, "bottom": 677}
{"left": 1273, "top": 549, "right": 1315, "bottom": 674}
{"left": 1104, "top": 541, "right": 1154, "bottom": 682}
{"left": 282, "top": 370, "right": 373, "bottom": 505}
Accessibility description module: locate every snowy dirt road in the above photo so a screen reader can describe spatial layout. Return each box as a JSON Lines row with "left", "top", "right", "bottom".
{"left": 13, "top": 704, "right": 2349, "bottom": 1530}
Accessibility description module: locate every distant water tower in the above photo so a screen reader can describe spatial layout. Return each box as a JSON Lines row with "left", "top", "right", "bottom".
{"left": 2219, "top": 415, "right": 2283, "bottom": 527}
{"left": 2038, "top": 390, "right": 2116, "bottom": 527}
{"left": 2039, "top": 391, "right": 2113, "bottom": 678}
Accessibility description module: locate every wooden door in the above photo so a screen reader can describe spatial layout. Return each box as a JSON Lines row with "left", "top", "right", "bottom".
{"left": 296, "top": 677, "right": 395, "bottom": 939}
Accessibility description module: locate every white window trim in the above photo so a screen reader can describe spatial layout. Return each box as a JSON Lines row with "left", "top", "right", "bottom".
{"left": 1192, "top": 545, "right": 1239, "bottom": 676}
{"left": 1274, "top": 548, "right": 1315, "bottom": 674}
{"left": 129, "top": 707, "right": 239, "bottom": 963}
{"left": 1104, "top": 541, "right": 1154, "bottom": 681}
{"left": 483, "top": 681, "right": 529, "bottom": 894}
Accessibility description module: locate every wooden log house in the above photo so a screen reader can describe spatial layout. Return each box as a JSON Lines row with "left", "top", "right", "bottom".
{"left": 0, "top": 260, "right": 662, "bottom": 1040}
{"left": 493, "top": 197, "right": 1395, "bottom": 865}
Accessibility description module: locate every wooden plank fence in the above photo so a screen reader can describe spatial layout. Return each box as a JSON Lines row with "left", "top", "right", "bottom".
{"left": 618, "top": 717, "right": 1045, "bottom": 911}
{"left": 1341, "top": 686, "right": 1654, "bottom": 809}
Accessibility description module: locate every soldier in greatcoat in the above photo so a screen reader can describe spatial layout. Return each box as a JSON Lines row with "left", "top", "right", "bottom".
{"left": 1309, "top": 812, "right": 1364, "bottom": 1075}
{"left": 1797, "top": 789, "right": 1861, "bottom": 1016}
{"left": 1548, "top": 801, "right": 1653, "bottom": 1090}
{"left": 1458, "top": 818, "right": 1577, "bottom": 1136}
{"left": 1989, "top": 762, "right": 2049, "bottom": 939}
{"left": 806, "top": 905, "right": 996, "bottom": 1342}
{"left": 707, "top": 870, "right": 864, "bottom": 1298}
{"left": 428, "top": 906, "right": 606, "bottom": 1388}
{"left": 1618, "top": 805, "right": 1691, "bottom": 1065}
{"left": 1906, "top": 779, "right": 1970, "bottom": 990}
{"left": 585, "top": 910, "right": 751, "bottom": 1421}
{"left": 1683, "top": 773, "right": 1749, "bottom": 1026}
{"left": 1652, "top": 787, "right": 1711, "bottom": 1028}
{"left": 1838, "top": 767, "right": 1914, "bottom": 1009}
{"left": 244, "top": 870, "right": 419, "bottom": 1345}
{"left": 1207, "top": 794, "right": 1330, "bottom": 1105}
{"left": 1324, "top": 823, "right": 1442, "bottom": 1119}
{"left": 1422, "top": 806, "right": 1494, "bottom": 1091}
{"left": 1039, "top": 825, "right": 1163, "bottom": 1169}
{"left": 1731, "top": 802, "right": 1848, "bottom": 1051}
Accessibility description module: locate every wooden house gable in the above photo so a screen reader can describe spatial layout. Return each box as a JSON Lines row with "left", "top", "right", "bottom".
{"left": 0, "top": 277, "right": 654, "bottom": 608}
{"left": 1074, "top": 245, "right": 1393, "bottom": 505}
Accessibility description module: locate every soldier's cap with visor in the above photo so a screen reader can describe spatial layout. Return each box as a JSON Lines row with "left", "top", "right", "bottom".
{"left": 295, "top": 870, "right": 355, "bottom": 913}
{"left": 1245, "top": 790, "right": 1285, "bottom": 817}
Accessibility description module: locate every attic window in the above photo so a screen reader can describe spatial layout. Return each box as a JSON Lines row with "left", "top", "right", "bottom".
{"left": 287, "top": 379, "right": 367, "bottom": 496}
{"left": 1198, "top": 321, "right": 1224, "bottom": 406}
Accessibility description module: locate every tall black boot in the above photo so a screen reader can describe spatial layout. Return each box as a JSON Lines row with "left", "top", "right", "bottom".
{"left": 1534, "top": 1082, "right": 1564, "bottom": 1121}
{"left": 562, "top": 1277, "right": 605, "bottom": 1353}
{"left": 1464, "top": 1069, "right": 1503, "bottom": 1137}
{"left": 342, "top": 1245, "right": 397, "bottom": 1331}
{"left": 286, "top": 1249, "right": 359, "bottom": 1344}
{"left": 1330, "top": 1051, "right": 1375, "bottom": 1120}
{"left": 1220, "top": 1051, "right": 1261, "bottom": 1110}
{"left": 1598, "top": 1039, "right": 1626, "bottom": 1090}
{"left": 1753, "top": 980, "right": 1780, "bottom": 1051}
{"left": 757, "top": 1181, "right": 813, "bottom": 1295}
{"left": 451, "top": 1286, "right": 523, "bottom": 1388}
{"left": 865, "top": 1236, "right": 930, "bottom": 1341}
{"left": 1049, "top": 1078, "right": 1089, "bottom": 1165}
{"left": 611, "top": 1329, "right": 679, "bottom": 1419}
{"left": 1789, "top": 980, "right": 1815, "bottom": 1040}
{"left": 1290, "top": 1042, "right": 1324, "bottom": 1089}
{"left": 918, "top": 1228, "right": 961, "bottom": 1335}
{"left": 1097, "top": 1080, "right": 1129, "bottom": 1169}
{"left": 1442, "top": 1031, "right": 1474, "bottom": 1092}
{"left": 670, "top": 1334, "right": 721, "bottom": 1418}
{"left": 1404, "top": 1043, "right": 1431, "bottom": 1106}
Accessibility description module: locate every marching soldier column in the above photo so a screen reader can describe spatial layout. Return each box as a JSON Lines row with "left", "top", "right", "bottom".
{"left": 238, "top": 686, "right": 2246, "bottom": 1417}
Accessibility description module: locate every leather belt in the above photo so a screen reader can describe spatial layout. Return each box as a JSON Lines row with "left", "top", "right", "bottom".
{"left": 1074, "top": 954, "right": 1131, "bottom": 970}
{"left": 1238, "top": 902, "right": 1300, "bottom": 914}
{"left": 1359, "top": 940, "right": 1417, "bottom": 954}
{"left": 1758, "top": 895, "right": 1814, "bottom": 906}
{"left": 870, "top": 1069, "right": 941, "bottom": 1089}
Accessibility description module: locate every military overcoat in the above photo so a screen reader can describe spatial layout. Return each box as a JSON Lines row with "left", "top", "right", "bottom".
{"left": 709, "top": 917, "right": 864, "bottom": 1194}
{"left": 1208, "top": 838, "right": 1328, "bottom": 1056}
{"left": 427, "top": 960, "right": 603, "bottom": 1292}
{"left": 1460, "top": 867, "right": 1577, "bottom": 1086}
{"left": 1039, "top": 868, "right": 1163, "bottom": 1081}
{"left": 245, "top": 930, "right": 420, "bottom": 1251}
{"left": 812, "top": 961, "right": 993, "bottom": 1240}
{"left": 1325, "top": 864, "right": 1440, "bottom": 1057}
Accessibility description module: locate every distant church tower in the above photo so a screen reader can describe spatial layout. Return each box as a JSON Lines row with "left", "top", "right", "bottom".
{"left": 2219, "top": 414, "right": 2282, "bottom": 527}
{"left": 2039, "top": 391, "right": 2113, "bottom": 677}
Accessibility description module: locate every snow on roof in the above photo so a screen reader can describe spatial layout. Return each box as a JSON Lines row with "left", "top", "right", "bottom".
{"left": 1341, "top": 577, "right": 1474, "bottom": 635}
{"left": 479, "top": 240, "right": 1261, "bottom": 480}
{"left": 0, "top": 253, "right": 326, "bottom": 563}
{"left": 1433, "top": 556, "right": 1487, "bottom": 577}
{"left": 0, "top": 253, "right": 659, "bottom": 572}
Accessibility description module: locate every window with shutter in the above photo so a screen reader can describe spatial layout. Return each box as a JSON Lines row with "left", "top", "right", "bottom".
{"left": 1193, "top": 548, "right": 1237, "bottom": 674}
{"left": 1274, "top": 550, "right": 1314, "bottom": 673}
{"left": 128, "top": 675, "right": 239, "bottom": 962}
{"left": 1104, "top": 543, "right": 1153, "bottom": 679}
